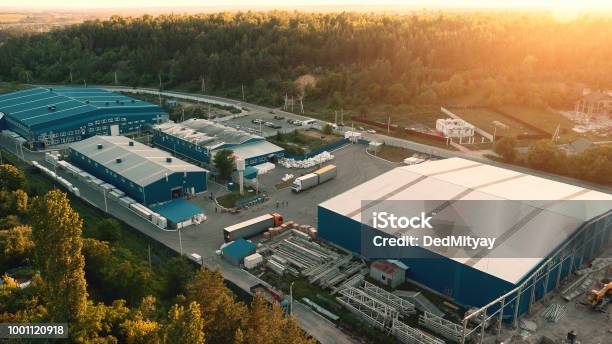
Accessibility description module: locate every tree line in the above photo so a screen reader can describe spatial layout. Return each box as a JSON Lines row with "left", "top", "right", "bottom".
{"left": 0, "top": 162, "right": 314, "bottom": 343}
{"left": 494, "top": 138, "right": 612, "bottom": 187}
{"left": 1, "top": 12, "right": 611, "bottom": 109}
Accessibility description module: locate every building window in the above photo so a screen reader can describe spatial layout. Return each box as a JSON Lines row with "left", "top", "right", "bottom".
{"left": 102, "top": 119, "right": 107, "bottom": 124}
{"left": 95, "top": 120, "right": 100, "bottom": 125}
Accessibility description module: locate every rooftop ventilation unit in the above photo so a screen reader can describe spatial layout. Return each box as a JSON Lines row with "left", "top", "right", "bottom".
{"left": 97, "top": 144, "right": 103, "bottom": 150}
{"left": 85, "top": 100, "right": 90, "bottom": 104}
{"left": 131, "top": 99, "right": 135, "bottom": 103}
{"left": 116, "top": 158, "right": 122, "bottom": 163}
{"left": 128, "top": 141, "right": 134, "bottom": 146}
{"left": 166, "top": 157, "right": 173, "bottom": 163}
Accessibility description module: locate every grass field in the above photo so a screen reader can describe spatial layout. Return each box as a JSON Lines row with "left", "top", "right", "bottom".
{"left": 497, "top": 106, "right": 575, "bottom": 134}
{"left": 375, "top": 145, "right": 419, "bottom": 162}
{"left": 452, "top": 108, "right": 539, "bottom": 137}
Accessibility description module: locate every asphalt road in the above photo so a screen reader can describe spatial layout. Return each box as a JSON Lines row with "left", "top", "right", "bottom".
{"left": 0, "top": 132, "right": 394, "bottom": 344}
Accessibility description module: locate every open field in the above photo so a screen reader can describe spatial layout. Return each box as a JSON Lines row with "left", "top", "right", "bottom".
{"left": 497, "top": 106, "right": 574, "bottom": 135}
{"left": 374, "top": 145, "right": 419, "bottom": 162}
{"left": 452, "top": 108, "right": 539, "bottom": 137}
{"left": 268, "top": 129, "right": 343, "bottom": 155}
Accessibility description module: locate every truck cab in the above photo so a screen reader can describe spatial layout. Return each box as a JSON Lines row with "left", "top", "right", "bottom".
{"left": 291, "top": 179, "right": 302, "bottom": 192}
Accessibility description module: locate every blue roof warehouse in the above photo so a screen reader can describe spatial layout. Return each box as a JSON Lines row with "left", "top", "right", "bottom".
{"left": 69, "top": 136, "right": 208, "bottom": 206}
{"left": 152, "top": 119, "right": 284, "bottom": 167}
{"left": 0, "top": 87, "right": 168, "bottom": 147}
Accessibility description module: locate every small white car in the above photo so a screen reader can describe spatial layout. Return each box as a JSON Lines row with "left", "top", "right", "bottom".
{"left": 367, "top": 129, "right": 377, "bottom": 134}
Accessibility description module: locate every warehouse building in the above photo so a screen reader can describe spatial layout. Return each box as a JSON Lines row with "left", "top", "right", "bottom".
{"left": 69, "top": 136, "right": 208, "bottom": 205}
{"left": 318, "top": 157, "right": 612, "bottom": 320}
{"left": 152, "top": 119, "right": 284, "bottom": 166}
{"left": 0, "top": 87, "right": 167, "bottom": 147}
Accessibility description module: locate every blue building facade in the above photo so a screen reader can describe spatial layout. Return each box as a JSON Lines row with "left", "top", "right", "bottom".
{"left": 0, "top": 87, "right": 168, "bottom": 147}
{"left": 152, "top": 119, "right": 284, "bottom": 167}
{"left": 317, "top": 206, "right": 612, "bottom": 322}
{"left": 69, "top": 136, "right": 208, "bottom": 206}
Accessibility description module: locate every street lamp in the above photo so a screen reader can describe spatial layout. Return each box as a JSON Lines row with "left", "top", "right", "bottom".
{"left": 178, "top": 228, "right": 183, "bottom": 255}
{"left": 290, "top": 281, "right": 294, "bottom": 315}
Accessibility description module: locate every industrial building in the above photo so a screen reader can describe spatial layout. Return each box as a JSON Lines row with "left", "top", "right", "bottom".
{"left": 69, "top": 136, "right": 208, "bottom": 205}
{"left": 152, "top": 119, "right": 284, "bottom": 167}
{"left": 318, "top": 157, "right": 612, "bottom": 320}
{"left": 0, "top": 87, "right": 167, "bottom": 147}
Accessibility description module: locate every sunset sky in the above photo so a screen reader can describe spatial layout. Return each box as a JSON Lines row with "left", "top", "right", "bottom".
{"left": 2, "top": 0, "right": 612, "bottom": 11}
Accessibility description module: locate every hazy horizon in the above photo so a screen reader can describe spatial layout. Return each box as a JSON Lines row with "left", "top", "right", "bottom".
{"left": 2, "top": 0, "right": 612, "bottom": 13}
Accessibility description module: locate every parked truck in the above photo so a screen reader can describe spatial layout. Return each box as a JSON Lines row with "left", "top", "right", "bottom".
{"left": 223, "top": 213, "right": 283, "bottom": 242}
{"left": 292, "top": 164, "right": 337, "bottom": 192}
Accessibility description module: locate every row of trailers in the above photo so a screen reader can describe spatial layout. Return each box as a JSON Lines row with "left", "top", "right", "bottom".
{"left": 43, "top": 152, "right": 168, "bottom": 229}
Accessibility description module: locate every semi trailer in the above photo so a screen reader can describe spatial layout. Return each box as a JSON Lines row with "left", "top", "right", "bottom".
{"left": 223, "top": 213, "right": 283, "bottom": 242}
{"left": 291, "top": 164, "right": 337, "bottom": 192}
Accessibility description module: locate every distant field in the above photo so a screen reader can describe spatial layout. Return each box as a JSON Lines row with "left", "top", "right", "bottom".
{"left": 0, "top": 14, "right": 28, "bottom": 24}
{"left": 497, "top": 106, "right": 574, "bottom": 134}
{"left": 452, "top": 108, "right": 539, "bottom": 137}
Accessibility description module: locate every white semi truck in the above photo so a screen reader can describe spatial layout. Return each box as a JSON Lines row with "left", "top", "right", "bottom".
{"left": 291, "top": 164, "right": 337, "bottom": 192}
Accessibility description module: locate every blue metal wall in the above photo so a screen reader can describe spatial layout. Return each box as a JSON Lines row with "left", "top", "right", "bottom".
{"left": 152, "top": 129, "right": 210, "bottom": 164}
{"left": 317, "top": 206, "right": 515, "bottom": 309}
{"left": 318, "top": 206, "right": 612, "bottom": 321}
{"left": 152, "top": 129, "right": 285, "bottom": 167}
{"left": 69, "top": 148, "right": 207, "bottom": 205}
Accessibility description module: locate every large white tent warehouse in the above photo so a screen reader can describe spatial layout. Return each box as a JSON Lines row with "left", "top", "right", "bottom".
{"left": 318, "top": 157, "right": 612, "bottom": 319}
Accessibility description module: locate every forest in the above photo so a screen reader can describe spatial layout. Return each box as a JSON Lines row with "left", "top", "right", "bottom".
{"left": 0, "top": 11, "right": 611, "bottom": 109}
{"left": 0, "top": 151, "right": 314, "bottom": 343}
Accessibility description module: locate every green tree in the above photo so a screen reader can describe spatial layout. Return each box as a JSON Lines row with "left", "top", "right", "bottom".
{"left": 494, "top": 137, "right": 518, "bottom": 162}
{"left": 31, "top": 189, "right": 88, "bottom": 322}
{"left": 0, "top": 225, "right": 34, "bottom": 268}
{"left": 242, "top": 294, "right": 315, "bottom": 344}
{"left": 213, "top": 149, "right": 235, "bottom": 181}
{"left": 93, "top": 218, "right": 122, "bottom": 242}
{"left": 322, "top": 124, "right": 333, "bottom": 135}
{"left": 12, "top": 189, "right": 28, "bottom": 213}
{"left": 186, "top": 269, "right": 246, "bottom": 344}
{"left": 526, "top": 141, "right": 566, "bottom": 173}
{"left": 0, "top": 164, "right": 25, "bottom": 191}
{"left": 164, "top": 301, "right": 205, "bottom": 344}
{"left": 163, "top": 256, "right": 194, "bottom": 299}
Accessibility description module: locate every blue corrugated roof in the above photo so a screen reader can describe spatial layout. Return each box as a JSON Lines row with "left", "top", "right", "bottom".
{"left": 222, "top": 238, "right": 257, "bottom": 260}
{"left": 0, "top": 87, "right": 164, "bottom": 129}
{"left": 151, "top": 199, "right": 204, "bottom": 223}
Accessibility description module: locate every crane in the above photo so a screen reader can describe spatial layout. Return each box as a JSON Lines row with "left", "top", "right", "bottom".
{"left": 586, "top": 280, "right": 612, "bottom": 310}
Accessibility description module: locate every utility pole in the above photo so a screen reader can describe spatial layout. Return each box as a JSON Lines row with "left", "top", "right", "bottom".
{"left": 181, "top": 109, "right": 185, "bottom": 122}
{"left": 114, "top": 71, "right": 118, "bottom": 85}
{"left": 341, "top": 109, "right": 344, "bottom": 125}
{"left": 178, "top": 228, "right": 183, "bottom": 255}
{"left": 241, "top": 84, "right": 246, "bottom": 101}
{"left": 148, "top": 244, "right": 152, "bottom": 272}
{"left": 201, "top": 75, "right": 206, "bottom": 94}
{"left": 69, "top": 69, "right": 73, "bottom": 83}
{"left": 83, "top": 79, "right": 87, "bottom": 88}
{"left": 387, "top": 116, "right": 391, "bottom": 134}
{"left": 290, "top": 281, "right": 294, "bottom": 315}
{"left": 291, "top": 96, "right": 294, "bottom": 113}
{"left": 158, "top": 73, "right": 162, "bottom": 91}
{"left": 334, "top": 111, "right": 338, "bottom": 125}
{"left": 300, "top": 98, "right": 304, "bottom": 114}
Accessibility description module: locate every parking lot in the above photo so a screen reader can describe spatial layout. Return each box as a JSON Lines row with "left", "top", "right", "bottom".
{"left": 186, "top": 143, "right": 395, "bottom": 252}
{"left": 217, "top": 106, "right": 321, "bottom": 137}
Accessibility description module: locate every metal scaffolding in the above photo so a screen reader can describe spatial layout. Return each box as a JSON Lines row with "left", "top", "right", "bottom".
{"left": 362, "top": 281, "right": 416, "bottom": 316}
{"left": 337, "top": 286, "right": 399, "bottom": 332}
{"left": 458, "top": 210, "right": 612, "bottom": 344}
{"left": 392, "top": 317, "right": 446, "bottom": 344}
{"left": 419, "top": 311, "right": 463, "bottom": 342}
